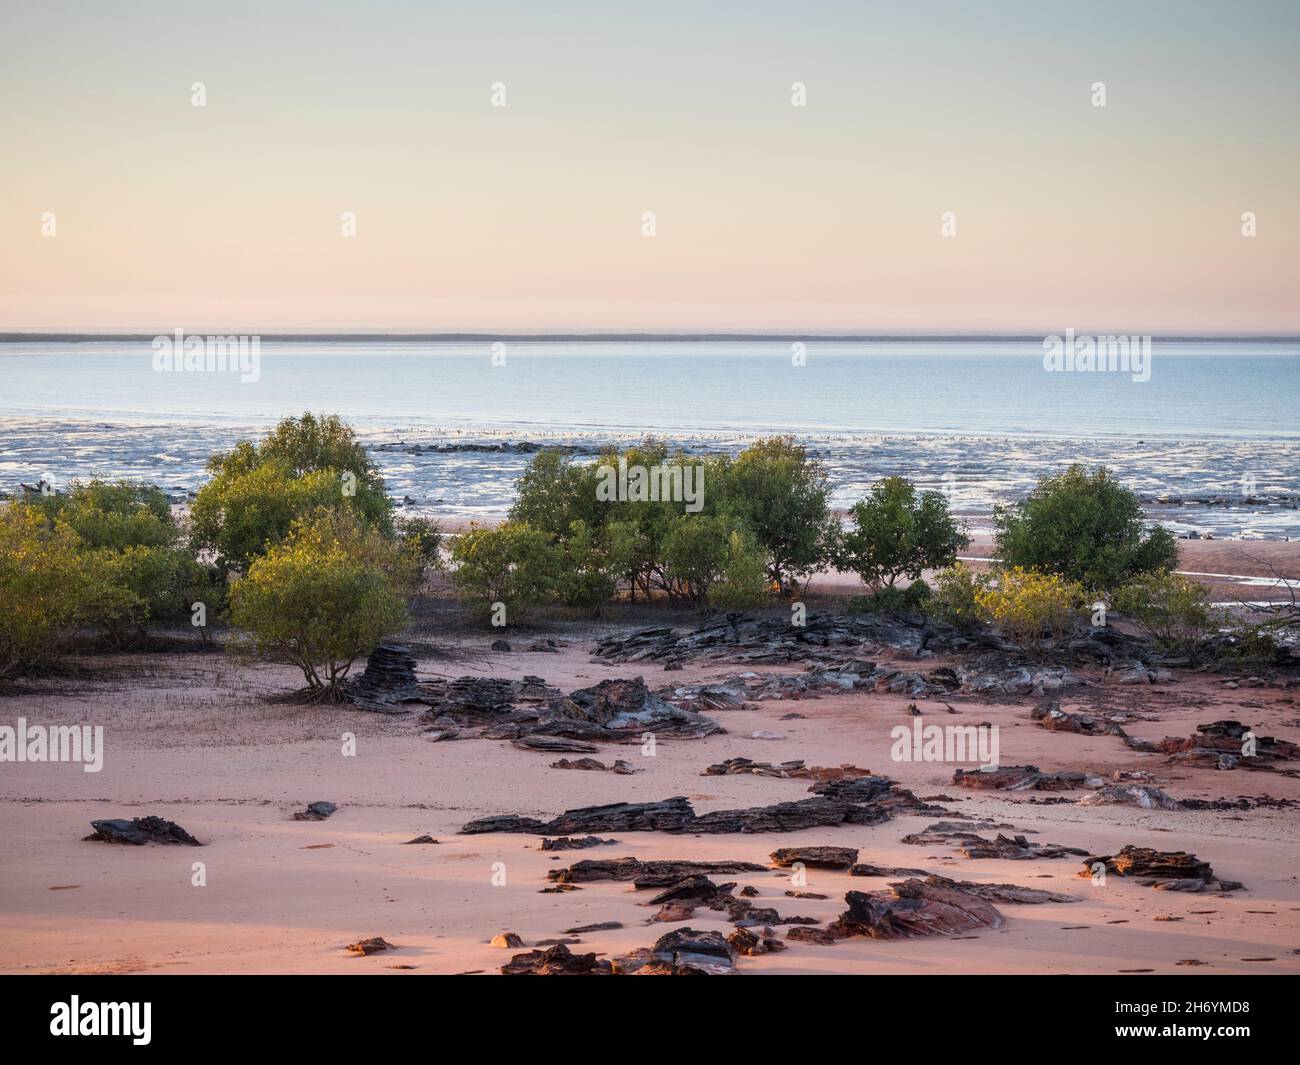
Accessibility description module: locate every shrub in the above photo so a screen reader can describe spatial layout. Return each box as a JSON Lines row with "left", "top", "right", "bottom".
{"left": 508, "top": 449, "right": 606, "bottom": 539}
{"left": 660, "top": 513, "right": 764, "bottom": 606}
{"left": 994, "top": 465, "right": 1177, "bottom": 592}
{"left": 706, "top": 537, "right": 770, "bottom": 609}
{"left": 0, "top": 503, "right": 101, "bottom": 680}
{"left": 228, "top": 511, "right": 411, "bottom": 701}
{"left": 974, "top": 566, "right": 1084, "bottom": 654}
{"left": 835, "top": 477, "right": 969, "bottom": 590}
{"left": 32, "top": 480, "right": 197, "bottom": 645}
{"left": 555, "top": 520, "right": 616, "bottom": 611}
{"left": 849, "top": 579, "right": 932, "bottom": 616}
{"left": 1113, "top": 571, "right": 1221, "bottom": 657}
{"left": 449, "top": 522, "right": 562, "bottom": 623}
{"left": 713, "top": 437, "right": 837, "bottom": 591}
{"left": 930, "top": 562, "right": 987, "bottom": 629}
{"left": 397, "top": 515, "right": 443, "bottom": 571}
{"left": 191, "top": 413, "right": 392, "bottom": 574}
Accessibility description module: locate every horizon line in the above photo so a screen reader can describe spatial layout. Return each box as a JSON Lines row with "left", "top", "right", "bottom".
{"left": 4, "top": 331, "right": 1300, "bottom": 344}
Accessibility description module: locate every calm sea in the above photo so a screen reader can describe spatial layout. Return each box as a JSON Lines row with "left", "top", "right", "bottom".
{"left": 1, "top": 338, "right": 1297, "bottom": 536}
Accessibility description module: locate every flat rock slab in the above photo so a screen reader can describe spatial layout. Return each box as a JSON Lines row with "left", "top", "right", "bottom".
{"left": 704, "top": 757, "right": 872, "bottom": 781}
{"left": 85, "top": 817, "right": 203, "bottom": 846}
{"left": 1081, "top": 845, "right": 1243, "bottom": 892}
{"left": 501, "top": 943, "right": 612, "bottom": 975}
{"left": 549, "top": 857, "right": 767, "bottom": 886}
{"left": 828, "top": 878, "right": 1006, "bottom": 940}
{"left": 540, "top": 836, "right": 620, "bottom": 852}
{"left": 463, "top": 777, "right": 946, "bottom": 836}
{"left": 770, "top": 846, "right": 859, "bottom": 870}
{"left": 953, "top": 764, "right": 1082, "bottom": 792}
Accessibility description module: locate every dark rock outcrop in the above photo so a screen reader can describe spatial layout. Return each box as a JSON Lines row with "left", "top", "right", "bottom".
{"left": 901, "top": 823, "right": 1087, "bottom": 860}
{"left": 704, "top": 757, "right": 872, "bottom": 781}
{"left": 539, "top": 835, "right": 619, "bottom": 852}
{"left": 1126, "top": 719, "right": 1300, "bottom": 771}
{"left": 952, "top": 764, "right": 1081, "bottom": 792}
{"left": 345, "top": 643, "right": 428, "bottom": 714}
{"left": 501, "top": 943, "right": 612, "bottom": 975}
{"left": 1081, "top": 846, "right": 1243, "bottom": 892}
{"left": 548, "top": 857, "right": 767, "bottom": 887}
{"left": 826, "top": 878, "right": 1005, "bottom": 939}
{"left": 770, "top": 846, "right": 859, "bottom": 870}
{"left": 85, "top": 817, "right": 202, "bottom": 846}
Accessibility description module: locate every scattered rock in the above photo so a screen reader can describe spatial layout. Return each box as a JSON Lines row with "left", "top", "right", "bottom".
{"left": 901, "top": 823, "right": 1086, "bottom": 860}
{"left": 594, "top": 611, "right": 954, "bottom": 666}
{"left": 84, "top": 817, "right": 202, "bottom": 846}
{"left": 540, "top": 835, "right": 619, "bottom": 852}
{"left": 464, "top": 775, "right": 946, "bottom": 836}
{"left": 786, "top": 926, "right": 838, "bottom": 944}
{"left": 564, "top": 921, "right": 623, "bottom": 934}
{"left": 346, "top": 937, "right": 394, "bottom": 955}
{"left": 952, "top": 764, "right": 1080, "bottom": 792}
{"left": 548, "top": 857, "right": 767, "bottom": 887}
{"left": 1031, "top": 700, "right": 1127, "bottom": 737}
{"left": 770, "top": 846, "right": 859, "bottom": 870}
{"left": 1080, "top": 846, "right": 1243, "bottom": 893}
{"left": 490, "top": 932, "right": 524, "bottom": 948}
{"left": 501, "top": 943, "right": 611, "bottom": 975}
{"left": 345, "top": 643, "right": 429, "bottom": 713}
{"left": 1126, "top": 719, "right": 1300, "bottom": 771}
{"left": 1080, "top": 785, "right": 1182, "bottom": 811}
{"left": 618, "top": 927, "right": 737, "bottom": 975}
{"left": 827, "top": 878, "right": 1006, "bottom": 939}
{"left": 917, "top": 875, "right": 1080, "bottom": 904}
{"left": 513, "top": 735, "right": 598, "bottom": 753}
{"left": 550, "top": 757, "right": 638, "bottom": 773}
{"left": 703, "top": 758, "right": 872, "bottom": 781}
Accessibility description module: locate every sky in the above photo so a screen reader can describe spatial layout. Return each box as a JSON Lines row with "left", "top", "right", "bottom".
{"left": 1, "top": 0, "right": 1297, "bottom": 334}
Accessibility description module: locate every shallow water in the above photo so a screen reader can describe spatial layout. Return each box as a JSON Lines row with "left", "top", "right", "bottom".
{"left": 2, "top": 338, "right": 1297, "bottom": 535}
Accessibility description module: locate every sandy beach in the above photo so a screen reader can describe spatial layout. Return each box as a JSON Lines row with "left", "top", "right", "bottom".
{"left": 4, "top": 567, "right": 1299, "bottom": 976}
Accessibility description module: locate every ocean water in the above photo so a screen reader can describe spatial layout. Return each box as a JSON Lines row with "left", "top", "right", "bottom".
{"left": 1, "top": 338, "right": 1297, "bottom": 536}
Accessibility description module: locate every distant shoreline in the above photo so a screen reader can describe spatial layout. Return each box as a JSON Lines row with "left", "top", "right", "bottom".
{"left": 4, "top": 333, "right": 1300, "bottom": 344}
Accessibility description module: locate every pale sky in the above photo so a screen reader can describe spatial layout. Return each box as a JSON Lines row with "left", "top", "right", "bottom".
{"left": 1, "top": 0, "right": 1297, "bottom": 333}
